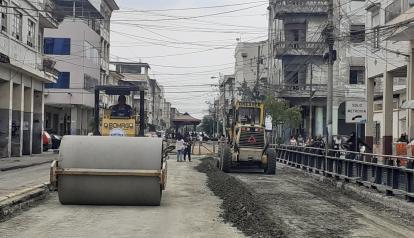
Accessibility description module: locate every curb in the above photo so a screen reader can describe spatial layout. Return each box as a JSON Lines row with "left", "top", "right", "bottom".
{"left": 0, "top": 183, "right": 50, "bottom": 221}
{"left": 0, "top": 161, "right": 53, "bottom": 172}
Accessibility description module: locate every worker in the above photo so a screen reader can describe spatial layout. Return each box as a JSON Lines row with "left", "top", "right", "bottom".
{"left": 111, "top": 95, "right": 132, "bottom": 117}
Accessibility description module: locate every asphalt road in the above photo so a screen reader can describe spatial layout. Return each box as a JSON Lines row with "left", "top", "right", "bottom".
{"left": 0, "top": 164, "right": 49, "bottom": 198}
{"left": 0, "top": 159, "right": 245, "bottom": 238}
{"left": 231, "top": 164, "right": 414, "bottom": 238}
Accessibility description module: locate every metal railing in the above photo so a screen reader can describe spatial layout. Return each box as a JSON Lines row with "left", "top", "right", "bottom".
{"left": 272, "top": 145, "right": 414, "bottom": 201}
{"left": 273, "top": 0, "right": 329, "bottom": 16}
{"left": 274, "top": 41, "right": 325, "bottom": 56}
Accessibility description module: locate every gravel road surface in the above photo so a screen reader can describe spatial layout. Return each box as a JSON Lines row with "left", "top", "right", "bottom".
{"left": 0, "top": 159, "right": 244, "bottom": 238}
{"left": 232, "top": 163, "right": 414, "bottom": 238}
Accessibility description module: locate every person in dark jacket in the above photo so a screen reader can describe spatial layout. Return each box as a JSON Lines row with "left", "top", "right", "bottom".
{"left": 397, "top": 132, "right": 410, "bottom": 143}
{"left": 111, "top": 95, "right": 132, "bottom": 117}
{"left": 346, "top": 132, "right": 370, "bottom": 152}
{"left": 183, "top": 137, "right": 192, "bottom": 162}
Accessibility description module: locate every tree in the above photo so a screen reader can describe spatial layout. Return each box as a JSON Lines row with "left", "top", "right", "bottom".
{"left": 198, "top": 115, "right": 214, "bottom": 136}
{"left": 265, "top": 96, "right": 302, "bottom": 131}
{"left": 237, "top": 79, "right": 263, "bottom": 101}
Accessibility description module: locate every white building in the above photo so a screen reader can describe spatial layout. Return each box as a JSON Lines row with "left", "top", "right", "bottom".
{"left": 234, "top": 41, "right": 268, "bottom": 94}
{"left": 43, "top": 0, "right": 118, "bottom": 136}
{"left": 268, "top": 0, "right": 366, "bottom": 138}
{"left": 0, "top": 0, "right": 60, "bottom": 158}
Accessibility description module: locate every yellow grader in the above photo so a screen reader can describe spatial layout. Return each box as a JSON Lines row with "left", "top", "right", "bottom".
{"left": 50, "top": 85, "right": 167, "bottom": 206}
{"left": 218, "top": 101, "right": 276, "bottom": 174}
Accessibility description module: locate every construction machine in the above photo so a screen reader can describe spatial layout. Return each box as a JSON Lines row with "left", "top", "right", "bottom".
{"left": 218, "top": 101, "right": 276, "bottom": 174}
{"left": 50, "top": 85, "right": 168, "bottom": 206}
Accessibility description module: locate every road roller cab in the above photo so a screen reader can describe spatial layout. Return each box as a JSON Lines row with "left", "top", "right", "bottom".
{"left": 50, "top": 85, "right": 168, "bottom": 206}
{"left": 94, "top": 85, "right": 145, "bottom": 137}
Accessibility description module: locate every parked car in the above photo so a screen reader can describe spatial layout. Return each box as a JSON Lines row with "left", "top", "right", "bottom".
{"left": 50, "top": 134, "right": 62, "bottom": 149}
{"left": 42, "top": 131, "right": 52, "bottom": 151}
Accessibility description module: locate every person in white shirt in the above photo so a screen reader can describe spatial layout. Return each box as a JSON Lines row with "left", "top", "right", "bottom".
{"left": 175, "top": 136, "right": 185, "bottom": 162}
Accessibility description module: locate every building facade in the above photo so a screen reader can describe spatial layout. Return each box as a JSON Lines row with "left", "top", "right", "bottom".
{"left": 0, "top": 0, "right": 60, "bottom": 158}
{"left": 43, "top": 0, "right": 118, "bottom": 136}
{"left": 268, "top": 0, "right": 366, "bottom": 139}
{"left": 364, "top": 0, "right": 414, "bottom": 154}
{"left": 234, "top": 41, "right": 268, "bottom": 95}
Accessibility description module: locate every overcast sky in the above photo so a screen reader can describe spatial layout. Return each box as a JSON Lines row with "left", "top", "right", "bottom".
{"left": 110, "top": 0, "right": 268, "bottom": 118}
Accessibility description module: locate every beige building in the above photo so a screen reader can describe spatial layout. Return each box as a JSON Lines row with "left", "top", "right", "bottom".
{"left": 365, "top": 0, "right": 414, "bottom": 154}
{"left": 0, "top": 0, "right": 60, "bottom": 158}
{"left": 268, "top": 0, "right": 366, "bottom": 138}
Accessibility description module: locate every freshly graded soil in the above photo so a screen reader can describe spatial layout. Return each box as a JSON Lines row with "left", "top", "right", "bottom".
{"left": 195, "top": 157, "right": 287, "bottom": 238}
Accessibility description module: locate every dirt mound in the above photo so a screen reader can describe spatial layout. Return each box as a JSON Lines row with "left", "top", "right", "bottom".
{"left": 196, "top": 157, "right": 287, "bottom": 238}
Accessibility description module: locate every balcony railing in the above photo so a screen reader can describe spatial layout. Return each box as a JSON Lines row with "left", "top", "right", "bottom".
{"left": 42, "top": 57, "right": 60, "bottom": 77}
{"left": 274, "top": 41, "right": 325, "bottom": 57}
{"left": 273, "top": 0, "right": 329, "bottom": 18}
{"left": 278, "top": 83, "right": 327, "bottom": 97}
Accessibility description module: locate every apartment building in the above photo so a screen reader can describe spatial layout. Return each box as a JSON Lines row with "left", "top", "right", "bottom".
{"left": 0, "top": 0, "right": 60, "bottom": 158}
{"left": 43, "top": 0, "right": 118, "bottom": 136}
{"left": 268, "top": 0, "right": 366, "bottom": 138}
{"left": 364, "top": 0, "right": 414, "bottom": 154}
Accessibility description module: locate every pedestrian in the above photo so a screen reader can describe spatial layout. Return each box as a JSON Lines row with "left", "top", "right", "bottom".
{"left": 289, "top": 136, "right": 297, "bottom": 146}
{"left": 297, "top": 134, "right": 304, "bottom": 146}
{"left": 397, "top": 132, "right": 409, "bottom": 143}
{"left": 184, "top": 137, "right": 192, "bottom": 162}
{"left": 175, "top": 136, "right": 185, "bottom": 162}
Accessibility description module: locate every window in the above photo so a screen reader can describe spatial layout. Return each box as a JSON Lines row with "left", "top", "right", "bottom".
{"left": 374, "top": 103, "right": 383, "bottom": 111}
{"left": 84, "top": 41, "right": 99, "bottom": 65}
{"left": 44, "top": 38, "right": 71, "bottom": 55}
{"left": 117, "top": 65, "right": 142, "bottom": 74}
{"left": 12, "top": 11, "right": 22, "bottom": 40}
{"left": 373, "top": 27, "right": 380, "bottom": 49}
{"left": 0, "top": 1, "right": 7, "bottom": 33}
{"left": 349, "top": 66, "right": 365, "bottom": 84}
{"left": 84, "top": 74, "right": 98, "bottom": 92}
{"left": 385, "top": 0, "right": 402, "bottom": 23}
{"left": 45, "top": 72, "right": 70, "bottom": 89}
{"left": 371, "top": 7, "right": 380, "bottom": 27}
{"left": 350, "top": 25, "right": 365, "bottom": 43}
{"left": 27, "top": 20, "right": 35, "bottom": 48}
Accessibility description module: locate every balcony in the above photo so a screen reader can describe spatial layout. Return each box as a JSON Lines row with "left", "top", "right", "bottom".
{"left": 39, "top": 0, "right": 59, "bottom": 28}
{"left": 274, "top": 41, "right": 325, "bottom": 58}
{"left": 278, "top": 83, "right": 327, "bottom": 98}
{"left": 273, "top": 0, "right": 329, "bottom": 19}
{"left": 42, "top": 57, "right": 60, "bottom": 78}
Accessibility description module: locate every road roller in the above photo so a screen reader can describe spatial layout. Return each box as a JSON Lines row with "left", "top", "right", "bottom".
{"left": 50, "top": 85, "right": 168, "bottom": 206}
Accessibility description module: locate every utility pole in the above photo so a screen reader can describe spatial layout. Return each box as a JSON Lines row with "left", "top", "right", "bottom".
{"left": 309, "top": 64, "right": 313, "bottom": 138}
{"left": 256, "top": 44, "right": 261, "bottom": 100}
{"left": 324, "top": 0, "right": 335, "bottom": 147}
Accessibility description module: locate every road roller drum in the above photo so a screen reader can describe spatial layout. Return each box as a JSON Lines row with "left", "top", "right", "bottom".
{"left": 51, "top": 136, "right": 167, "bottom": 206}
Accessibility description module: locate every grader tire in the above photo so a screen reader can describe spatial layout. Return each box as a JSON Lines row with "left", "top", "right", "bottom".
{"left": 221, "top": 147, "right": 232, "bottom": 173}
{"left": 265, "top": 149, "right": 276, "bottom": 175}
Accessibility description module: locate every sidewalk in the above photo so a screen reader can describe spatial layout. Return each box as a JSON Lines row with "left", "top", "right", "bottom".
{"left": 0, "top": 152, "right": 57, "bottom": 171}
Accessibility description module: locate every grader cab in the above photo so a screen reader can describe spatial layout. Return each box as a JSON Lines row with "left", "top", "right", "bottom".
{"left": 218, "top": 101, "right": 276, "bottom": 174}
